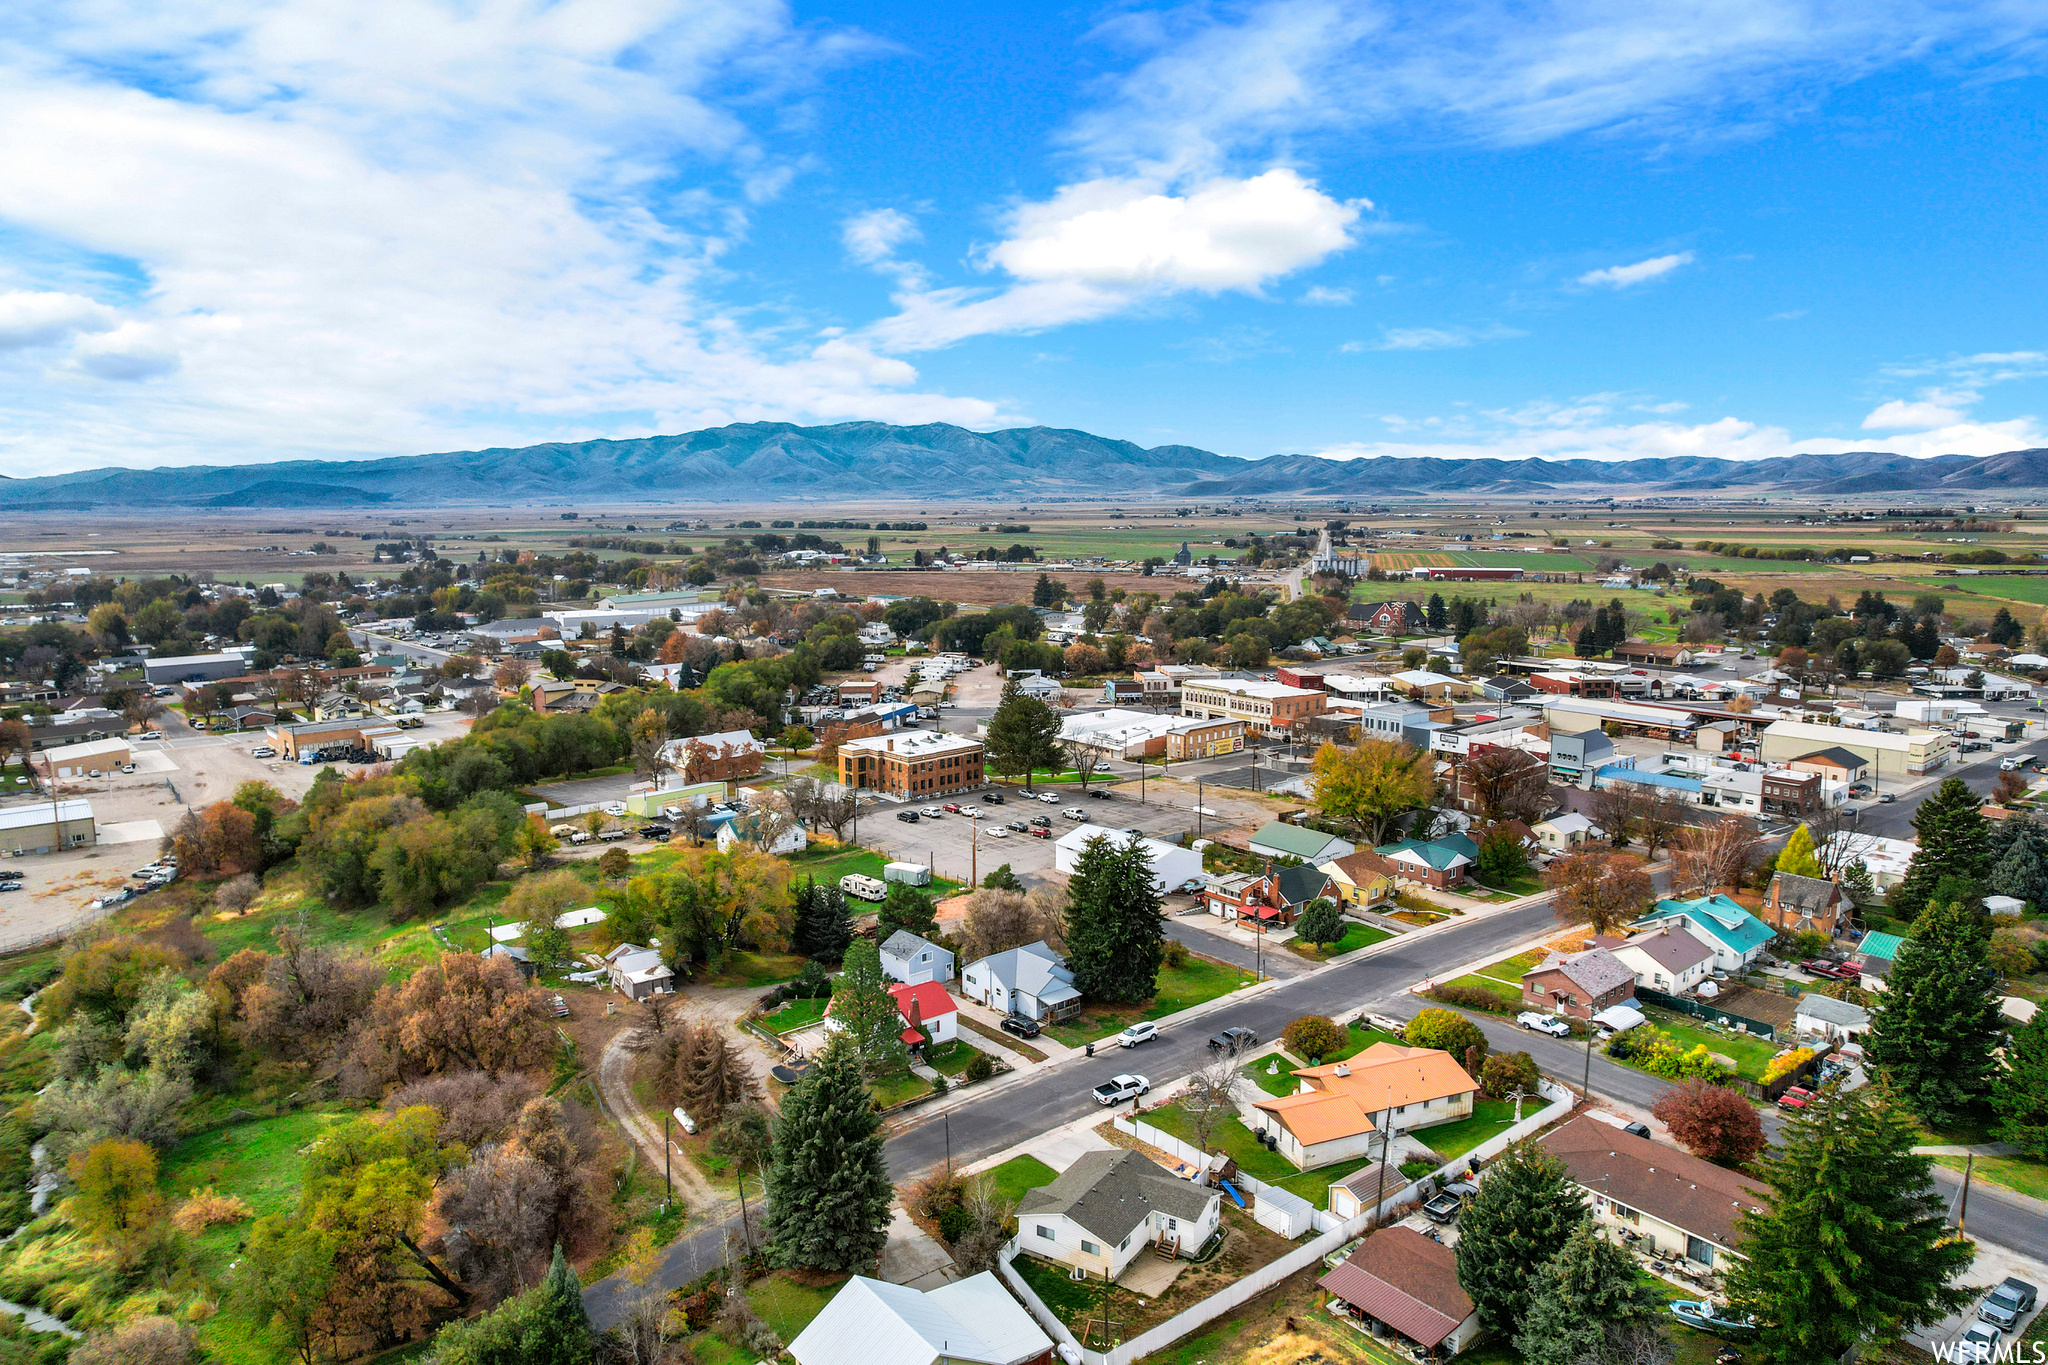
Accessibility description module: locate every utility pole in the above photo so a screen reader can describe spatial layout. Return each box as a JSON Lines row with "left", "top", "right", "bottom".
{"left": 971, "top": 815, "right": 979, "bottom": 889}
{"left": 1581, "top": 1010, "right": 1596, "bottom": 1100}
{"left": 1958, "top": 1152, "right": 1973, "bottom": 1234}
{"left": 663, "top": 1111, "right": 672, "bottom": 1207}
{"left": 737, "top": 1163, "right": 754, "bottom": 1247}
{"left": 1369, "top": 1085, "right": 1394, "bottom": 1229}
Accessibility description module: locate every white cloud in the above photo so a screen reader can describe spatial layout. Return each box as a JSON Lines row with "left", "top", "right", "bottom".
{"left": 1576, "top": 252, "right": 1694, "bottom": 289}
{"left": 1356, "top": 323, "right": 1523, "bottom": 351}
{"left": 1863, "top": 386, "right": 1981, "bottom": 430}
{"left": 1300, "top": 285, "right": 1353, "bottom": 305}
{"left": 1883, "top": 350, "right": 2048, "bottom": 386}
{"left": 0, "top": 290, "right": 116, "bottom": 350}
{"left": 1066, "top": 0, "right": 2047, "bottom": 177}
{"left": 0, "top": 1, "right": 1007, "bottom": 475}
{"left": 865, "top": 169, "right": 1360, "bottom": 351}
{"left": 843, "top": 208, "right": 921, "bottom": 266}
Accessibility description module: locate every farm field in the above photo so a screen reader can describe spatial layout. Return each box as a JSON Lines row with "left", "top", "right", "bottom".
{"left": 1449, "top": 550, "right": 1598, "bottom": 571}
{"left": 1367, "top": 551, "right": 1453, "bottom": 570}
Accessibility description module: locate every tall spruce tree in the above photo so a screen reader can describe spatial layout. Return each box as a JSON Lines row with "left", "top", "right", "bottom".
{"left": 1992, "top": 1007, "right": 2048, "bottom": 1158}
{"left": 1864, "top": 897, "right": 2003, "bottom": 1128}
{"left": 1452, "top": 1141, "right": 1588, "bottom": 1334}
{"left": 791, "top": 878, "right": 854, "bottom": 961}
{"left": 421, "top": 1245, "right": 590, "bottom": 1365}
{"left": 1725, "top": 1084, "right": 1973, "bottom": 1364}
{"left": 1513, "top": 1220, "right": 1668, "bottom": 1365}
{"left": 829, "top": 940, "right": 909, "bottom": 1078}
{"left": 765, "top": 1033, "right": 893, "bottom": 1273}
{"left": 1062, "top": 833, "right": 1165, "bottom": 1004}
{"left": 983, "top": 676, "right": 1064, "bottom": 788}
{"left": 1890, "top": 777, "right": 1988, "bottom": 918}
{"left": 1988, "top": 818, "right": 2048, "bottom": 905}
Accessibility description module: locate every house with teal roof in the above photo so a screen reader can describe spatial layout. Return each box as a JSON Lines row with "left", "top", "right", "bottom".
{"left": 1637, "top": 894, "right": 1775, "bottom": 973}
{"left": 1853, "top": 930, "right": 1904, "bottom": 986}
{"left": 1369, "top": 831, "right": 1481, "bottom": 891}
{"left": 1250, "top": 820, "right": 1356, "bottom": 864}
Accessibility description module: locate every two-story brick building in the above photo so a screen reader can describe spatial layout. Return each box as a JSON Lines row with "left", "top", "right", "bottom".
{"left": 1180, "top": 678, "right": 1327, "bottom": 737}
{"left": 836, "top": 729, "right": 984, "bottom": 798}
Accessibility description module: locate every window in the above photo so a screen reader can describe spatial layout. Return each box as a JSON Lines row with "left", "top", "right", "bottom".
{"left": 1686, "top": 1236, "right": 1714, "bottom": 1267}
{"left": 1080, "top": 1240, "right": 1099, "bottom": 1257}
{"left": 1609, "top": 1201, "right": 1640, "bottom": 1225}
{"left": 1036, "top": 1224, "right": 1055, "bottom": 1241}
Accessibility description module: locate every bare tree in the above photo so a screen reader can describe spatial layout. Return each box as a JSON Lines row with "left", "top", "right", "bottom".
{"left": 1063, "top": 741, "right": 1110, "bottom": 790}
{"left": 782, "top": 775, "right": 825, "bottom": 829}
{"left": 1638, "top": 789, "right": 1686, "bottom": 859}
{"left": 815, "top": 784, "right": 858, "bottom": 840}
{"left": 1589, "top": 782, "right": 1641, "bottom": 848}
{"left": 957, "top": 887, "right": 1064, "bottom": 962}
{"left": 1182, "top": 1051, "right": 1248, "bottom": 1154}
{"left": 1545, "top": 851, "right": 1654, "bottom": 937}
{"left": 1463, "top": 748, "right": 1550, "bottom": 823}
{"left": 1670, "top": 815, "right": 1756, "bottom": 896}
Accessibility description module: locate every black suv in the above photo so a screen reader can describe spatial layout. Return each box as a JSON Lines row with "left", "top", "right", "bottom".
{"left": 999, "top": 1014, "right": 1041, "bottom": 1039}
{"left": 983, "top": 791, "right": 1006, "bottom": 804}
{"left": 896, "top": 810, "right": 920, "bottom": 823}
{"left": 638, "top": 824, "right": 673, "bottom": 840}
{"left": 1209, "top": 1026, "right": 1259, "bottom": 1053}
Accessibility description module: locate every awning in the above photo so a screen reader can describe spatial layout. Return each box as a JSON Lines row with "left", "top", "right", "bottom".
{"left": 1591, "top": 1004, "right": 1646, "bottom": 1032}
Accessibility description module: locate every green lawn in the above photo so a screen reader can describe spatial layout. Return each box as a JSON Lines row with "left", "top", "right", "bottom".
{"left": 1639, "top": 1010, "right": 1781, "bottom": 1081}
{"left": 923, "top": 1039, "right": 984, "bottom": 1076}
{"left": 159, "top": 1107, "right": 352, "bottom": 1218}
{"left": 782, "top": 844, "right": 962, "bottom": 896}
{"left": 871, "top": 1071, "right": 929, "bottom": 1108}
{"left": 1447, "top": 973, "right": 1524, "bottom": 1004}
{"left": 1321, "top": 1023, "right": 1406, "bottom": 1063}
{"left": 760, "top": 997, "right": 827, "bottom": 1032}
{"left": 1286, "top": 921, "right": 1391, "bottom": 960}
{"left": 1414, "top": 1099, "right": 1523, "bottom": 1162}
{"left": 702, "top": 951, "right": 808, "bottom": 989}
{"left": 1931, "top": 1152, "right": 2048, "bottom": 1202}
{"left": 982, "top": 1154, "right": 1059, "bottom": 1204}
{"left": 683, "top": 1271, "right": 846, "bottom": 1364}
{"left": 1475, "top": 949, "right": 1547, "bottom": 980}
{"left": 1141, "top": 1101, "right": 1377, "bottom": 1205}
{"left": 1039, "top": 955, "right": 1251, "bottom": 1047}
{"left": 1244, "top": 1057, "right": 1301, "bottom": 1097}
{"left": 1469, "top": 869, "right": 1547, "bottom": 897}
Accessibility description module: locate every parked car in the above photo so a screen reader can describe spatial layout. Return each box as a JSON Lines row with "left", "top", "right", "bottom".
{"left": 1980, "top": 1278, "right": 2039, "bottom": 1331}
{"left": 639, "top": 824, "right": 673, "bottom": 840}
{"left": 1029, "top": 815, "right": 1051, "bottom": 828}
{"left": 960, "top": 806, "right": 982, "bottom": 819}
{"left": 1039, "top": 791, "right": 1061, "bottom": 804}
{"left": 250, "top": 746, "right": 276, "bottom": 758}
{"left": 896, "top": 810, "right": 920, "bottom": 823}
{"left": 919, "top": 806, "right": 945, "bottom": 818}
{"left": 1092, "top": 1074, "right": 1151, "bottom": 1105}
{"left": 1000, "top": 1014, "right": 1041, "bottom": 1039}
{"left": 139, "top": 731, "right": 163, "bottom": 741}
{"left": 119, "top": 763, "right": 136, "bottom": 774}
{"left": 601, "top": 802, "right": 628, "bottom": 816}
{"left": 1116, "top": 1022, "right": 1158, "bottom": 1048}
{"left": 1062, "top": 806, "right": 1087, "bottom": 820}
{"left": 985, "top": 826, "right": 1010, "bottom": 838}
{"left": 1028, "top": 826, "right": 1051, "bottom": 838}
{"left": 1517, "top": 1011, "right": 1572, "bottom": 1037}
{"left": 1777, "top": 1086, "right": 1816, "bottom": 1110}
{"left": 1209, "top": 1026, "right": 1258, "bottom": 1053}
{"left": 1006, "top": 819, "right": 1029, "bottom": 832}
{"left": 983, "top": 792, "right": 1006, "bottom": 805}
{"left": 1877, "top": 792, "right": 1897, "bottom": 803}
{"left": 941, "top": 803, "right": 961, "bottom": 813}
{"left": 1801, "top": 958, "right": 1859, "bottom": 981}
{"left": 1621, "top": 1121, "right": 1654, "bottom": 1139}
{"left": 1956, "top": 1321, "right": 2003, "bottom": 1362}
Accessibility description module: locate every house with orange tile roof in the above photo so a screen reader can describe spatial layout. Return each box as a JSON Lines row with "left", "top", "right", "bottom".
{"left": 1248, "top": 1041, "right": 1477, "bottom": 1171}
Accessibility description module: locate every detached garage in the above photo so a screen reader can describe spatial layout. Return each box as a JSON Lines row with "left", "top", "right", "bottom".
{"left": 1053, "top": 823, "right": 1204, "bottom": 892}
{"left": 43, "top": 739, "right": 130, "bottom": 779}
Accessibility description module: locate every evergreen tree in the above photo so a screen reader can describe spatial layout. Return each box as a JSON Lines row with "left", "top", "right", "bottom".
{"left": 1031, "top": 572, "right": 1062, "bottom": 608}
{"left": 1989, "top": 606, "right": 2024, "bottom": 646}
{"left": 828, "top": 940, "right": 908, "bottom": 1078}
{"left": 1452, "top": 1141, "right": 1588, "bottom": 1334}
{"left": 983, "top": 676, "right": 1064, "bottom": 788}
{"left": 1889, "top": 777, "right": 1988, "bottom": 918}
{"left": 791, "top": 878, "right": 854, "bottom": 961}
{"left": 1724, "top": 1084, "right": 1973, "bottom": 1364}
{"left": 1513, "top": 1220, "right": 1668, "bottom": 1365}
{"left": 1062, "top": 833, "right": 1165, "bottom": 1004}
{"left": 765, "top": 1033, "right": 893, "bottom": 1273}
{"left": 1863, "top": 898, "right": 2002, "bottom": 1128}
{"left": 1773, "top": 824, "right": 1823, "bottom": 878}
{"left": 1835, "top": 638, "right": 1861, "bottom": 678}
{"left": 421, "top": 1245, "right": 590, "bottom": 1365}
{"left": 980, "top": 863, "right": 1024, "bottom": 892}
{"left": 1991, "top": 1007, "right": 2048, "bottom": 1158}
{"left": 877, "top": 883, "right": 938, "bottom": 940}
{"left": 1988, "top": 818, "right": 2048, "bottom": 905}
{"left": 1292, "top": 897, "right": 1344, "bottom": 949}
{"left": 1426, "top": 593, "right": 1447, "bottom": 630}
{"left": 1840, "top": 859, "right": 1877, "bottom": 910}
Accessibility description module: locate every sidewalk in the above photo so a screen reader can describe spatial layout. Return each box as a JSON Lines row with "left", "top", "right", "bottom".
{"left": 953, "top": 995, "right": 1082, "bottom": 1063}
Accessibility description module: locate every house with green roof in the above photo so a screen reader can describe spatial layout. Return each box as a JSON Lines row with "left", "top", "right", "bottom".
{"left": 1853, "top": 930, "right": 1904, "bottom": 986}
{"left": 1637, "top": 894, "right": 1774, "bottom": 973}
{"left": 1364, "top": 831, "right": 1481, "bottom": 891}
{"left": 1249, "top": 820, "right": 1355, "bottom": 864}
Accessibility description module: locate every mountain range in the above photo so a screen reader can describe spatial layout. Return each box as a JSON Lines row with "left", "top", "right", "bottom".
{"left": 4, "top": 422, "right": 2048, "bottom": 508}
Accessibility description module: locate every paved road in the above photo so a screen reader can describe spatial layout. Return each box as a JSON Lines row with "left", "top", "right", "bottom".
{"left": 1855, "top": 734, "right": 2048, "bottom": 840}
{"left": 1162, "top": 911, "right": 1316, "bottom": 979}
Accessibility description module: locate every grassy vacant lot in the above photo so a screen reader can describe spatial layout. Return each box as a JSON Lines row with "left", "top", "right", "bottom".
{"left": 760, "top": 996, "right": 826, "bottom": 1032}
{"left": 1413, "top": 1098, "right": 1521, "bottom": 1162}
{"left": 1470, "top": 868, "right": 1547, "bottom": 897}
{"left": 683, "top": 1270, "right": 846, "bottom": 1364}
{"left": 1639, "top": 1010, "right": 1781, "bottom": 1081}
{"left": 1286, "top": 921, "right": 1391, "bottom": 960}
{"left": 1932, "top": 1152, "right": 2048, "bottom": 1202}
{"left": 983, "top": 1154, "right": 1059, "bottom": 1204}
{"left": 1448, "top": 973, "right": 1525, "bottom": 1005}
{"left": 1142, "top": 1100, "right": 1376, "bottom": 1206}
{"left": 1041, "top": 954, "right": 1250, "bottom": 1048}
{"left": 782, "top": 843, "right": 963, "bottom": 896}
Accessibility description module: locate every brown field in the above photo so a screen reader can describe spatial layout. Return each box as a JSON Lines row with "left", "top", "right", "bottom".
{"left": 759, "top": 567, "right": 1162, "bottom": 605}
{"left": 1369, "top": 551, "right": 1453, "bottom": 570}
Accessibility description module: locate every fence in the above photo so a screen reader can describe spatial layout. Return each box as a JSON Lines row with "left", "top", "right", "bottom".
{"left": 1635, "top": 986, "right": 1778, "bottom": 1040}
{"left": 0, "top": 899, "right": 115, "bottom": 958}
{"left": 1111, "top": 1116, "right": 1325, "bottom": 1237}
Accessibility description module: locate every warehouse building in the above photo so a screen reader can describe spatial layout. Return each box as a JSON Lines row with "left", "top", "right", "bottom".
{"left": 0, "top": 799, "right": 96, "bottom": 854}
{"left": 1758, "top": 719, "right": 1953, "bottom": 781}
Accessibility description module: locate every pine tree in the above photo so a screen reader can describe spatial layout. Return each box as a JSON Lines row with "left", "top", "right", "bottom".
{"left": 1452, "top": 1141, "right": 1588, "bottom": 1334}
{"left": 531, "top": 1244, "right": 592, "bottom": 1365}
{"left": 983, "top": 676, "right": 1063, "bottom": 787}
{"left": 1988, "top": 819, "right": 2048, "bottom": 904}
{"left": 1062, "top": 833, "right": 1165, "bottom": 1004}
{"left": 766, "top": 1033, "right": 893, "bottom": 1273}
{"left": 1426, "top": 593, "right": 1447, "bottom": 630}
{"left": 1840, "top": 860, "right": 1877, "bottom": 909}
{"left": 1991, "top": 1007, "right": 2048, "bottom": 1158}
{"left": 1513, "top": 1220, "right": 1668, "bottom": 1365}
{"left": 1890, "top": 777, "right": 1988, "bottom": 918}
{"left": 1292, "top": 897, "right": 1344, "bottom": 949}
{"left": 791, "top": 878, "right": 853, "bottom": 961}
{"left": 1773, "top": 824, "right": 1823, "bottom": 878}
{"left": 670, "top": 1016, "right": 762, "bottom": 1129}
{"left": 828, "top": 940, "right": 908, "bottom": 1078}
{"left": 1724, "top": 1084, "right": 1974, "bottom": 1364}
{"left": 1863, "top": 898, "right": 2003, "bottom": 1128}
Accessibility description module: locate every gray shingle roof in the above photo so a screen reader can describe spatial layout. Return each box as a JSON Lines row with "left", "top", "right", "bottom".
{"left": 1535, "top": 945, "right": 1636, "bottom": 998}
{"left": 881, "top": 930, "right": 943, "bottom": 963}
{"left": 1769, "top": 872, "right": 1841, "bottom": 915}
{"left": 1795, "top": 993, "right": 1869, "bottom": 1028}
{"left": 1620, "top": 925, "right": 1714, "bottom": 975}
{"left": 1018, "top": 1150, "right": 1216, "bottom": 1247}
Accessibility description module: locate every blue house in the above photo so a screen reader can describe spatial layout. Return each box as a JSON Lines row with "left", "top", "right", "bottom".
{"left": 1637, "top": 895, "right": 1774, "bottom": 973}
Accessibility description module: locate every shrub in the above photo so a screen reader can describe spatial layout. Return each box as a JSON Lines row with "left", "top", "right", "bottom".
{"left": 1479, "top": 1050, "right": 1541, "bottom": 1100}
{"left": 1282, "top": 1015, "right": 1344, "bottom": 1063}
{"left": 1404, "top": 1007, "right": 1489, "bottom": 1063}
{"left": 597, "top": 846, "right": 631, "bottom": 880}
{"left": 1760, "top": 1047, "right": 1816, "bottom": 1087}
{"left": 214, "top": 873, "right": 259, "bottom": 915}
{"left": 715, "top": 1295, "right": 782, "bottom": 1357}
{"left": 1161, "top": 938, "right": 1190, "bottom": 968}
{"left": 963, "top": 1051, "right": 996, "bottom": 1084}
{"left": 1426, "top": 983, "right": 1515, "bottom": 1014}
{"left": 170, "top": 1186, "right": 253, "bottom": 1236}
{"left": 929, "top": 1072, "right": 949, "bottom": 1095}
{"left": 69, "top": 1316, "right": 194, "bottom": 1365}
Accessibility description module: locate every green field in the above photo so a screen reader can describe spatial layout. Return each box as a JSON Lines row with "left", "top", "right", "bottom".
{"left": 782, "top": 844, "right": 963, "bottom": 896}
{"left": 760, "top": 996, "right": 827, "bottom": 1032}
{"left": 1633, "top": 1010, "right": 1782, "bottom": 1082}
{"left": 1141, "top": 1101, "right": 1377, "bottom": 1205}
{"left": 1413, "top": 1098, "right": 1521, "bottom": 1161}
{"left": 1449, "top": 550, "right": 1597, "bottom": 571}
{"left": 1945, "top": 577, "right": 2048, "bottom": 608}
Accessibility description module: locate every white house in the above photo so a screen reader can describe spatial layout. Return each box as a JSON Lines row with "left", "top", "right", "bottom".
{"left": 1606, "top": 924, "right": 1716, "bottom": 995}
{"left": 1052, "top": 824, "right": 1204, "bottom": 893}
{"left": 788, "top": 1273, "right": 1053, "bottom": 1365}
{"left": 714, "top": 812, "right": 808, "bottom": 856}
{"left": 1794, "top": 992, "right": 1870, "bottom": 1042}
{"left": 879, "top": 930, "right": 954, "bottom": 985}
{"left": 604, "top": 943, "right": 673, "bottom": 1000}
{"left": 1018, "top": 1150, "right": 1221, "bottom": 1278}
{"left": 1012, "top": 673, "right": 1063, "bottom": 700}
{"left": 960, "top": 942, "right": 1081, "bottom": 1022}
{"left": 1532, "top": 812, "right": 1600, "bottom": 852}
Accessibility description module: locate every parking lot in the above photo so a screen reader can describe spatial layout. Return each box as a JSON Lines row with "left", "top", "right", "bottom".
{"left": 852, "top": 776, "right": 1287, "bottom": 889}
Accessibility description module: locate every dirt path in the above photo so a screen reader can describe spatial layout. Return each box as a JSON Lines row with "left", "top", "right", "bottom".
{"left": 596, "top": 1029, "right": 729, "bottom": 1222}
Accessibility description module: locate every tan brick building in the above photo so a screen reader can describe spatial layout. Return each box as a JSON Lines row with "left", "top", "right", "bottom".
{"left": 837, "top": 729, "right": 984, "bottom": 798}
{"left": 1179, "top": 678, "right": 1326, "bottom": 737}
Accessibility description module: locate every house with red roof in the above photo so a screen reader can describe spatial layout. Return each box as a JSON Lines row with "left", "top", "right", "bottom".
{"left": 1319, "top": 1227, "right": 1481, "bottom": 1358}
{"left": 888, "top": 981, "right": 957, "bottom": 1047}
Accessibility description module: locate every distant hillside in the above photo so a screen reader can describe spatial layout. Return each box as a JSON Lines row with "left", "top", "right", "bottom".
{"left": 2, "top": 421, "right": 2046, "bottom": 508}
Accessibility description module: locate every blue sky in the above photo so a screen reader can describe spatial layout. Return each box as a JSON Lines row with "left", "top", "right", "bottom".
{"left": 0, "top": 0, "right": 2044, "bottom": 476}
